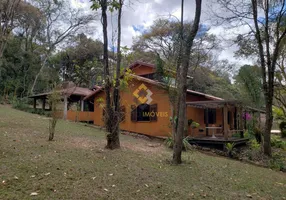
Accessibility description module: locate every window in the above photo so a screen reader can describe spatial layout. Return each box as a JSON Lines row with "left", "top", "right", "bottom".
{"left": 204, "top": 108, "right": 216, "bottom": 124}
{"left": 137, "top": 104, "right": 150, "bottom": 121}
{"left": 131, "top": 104, "right": 158, "bottom": 122}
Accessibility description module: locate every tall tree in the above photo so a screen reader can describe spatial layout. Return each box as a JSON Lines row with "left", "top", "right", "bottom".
{"left": 51, "top": 34, "right": 104, "bottom": 87}
{"left": 234, "top": 65, "right": 264, "bottom": 108}
{"left": 0, "top": 0, "right": 20, "bottom": 59}
{"left": 215, "top": 0, "right": 286, "bottom": 156}
{"left": 91, "top": 0, "right": 123, "bottom": 149}
{"left": 173, "top": 0, "right": 202, "bottom": 164}
{"left": 30, "top": 0, "right": 95, "bottom": 94}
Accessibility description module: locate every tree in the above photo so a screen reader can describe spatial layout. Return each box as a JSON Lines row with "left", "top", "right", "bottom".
{"left": 173, "top": 0, "right": 202, "bottom": 164}
{"left": 0, "top": 0, "right": 20, "bottom": 59}
{"left": 215, "top": 0, "right": 286, "bottom": 156}
{"left": 132, "top": 18, "right": 219, "bottom": 72}
{"left": 234, "top": 65, "right": 264, "bottom": 108}
{"left": 30, "top": 0, "right": 95, "bottom": 94}
{"left": 91, "top": 0, "right": 123, "bottom": 149}
{"left": 48, "top": 84, "right": 61, "bottom": 141}
{"left": 107, "top": 0, "right": 123, "bottom": 149}
{"left": 50, "top": 34, "right": 104, "bottom": 87}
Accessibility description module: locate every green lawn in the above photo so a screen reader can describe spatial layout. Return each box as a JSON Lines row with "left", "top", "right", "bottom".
{"left": 0, "top": 105, "right": 285, "bottom": 200}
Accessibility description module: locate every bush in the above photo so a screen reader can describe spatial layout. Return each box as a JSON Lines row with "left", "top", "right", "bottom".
{"left": 164, "top": 135, "right": 193, "bottom": 151}
{"left": 12, "top": 98, "right": 51, "bottom": 117}
{"left": 254, "top": 127, "right": 262, "bottom": 143}
{"left": 249, "top": 139, "right": 260, "bottom": 150}
{"left": 271, "top": 136, "right": 286, "bottom": 150}
{"left": 279, "top": 121, "right": 286, "bottom": 138}
{"left": 269, "top": 153, "right": 286, "bottom": 171}
{"left": 225, "top": 142, "right": 235, "bottom": 158}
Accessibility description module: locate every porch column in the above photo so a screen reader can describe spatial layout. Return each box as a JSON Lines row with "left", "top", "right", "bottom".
{"left": 234, "top": 107, "right": 237, "bottom": 129}
{"left": 33, "top": 98, "right": 37, "bottom": 110}
{"left": 63, "top": 95, "right": 68, "bottom": 120}
{"left": 42, "top": 98, "right": 46, "bottom": 110}
{"left": 205, "top": 108, "right": 209, "bottom": 136}
{"left": 239, "top": 107, "right": 244, "bottom": 138}
{"left": 258, "top": 111, "right": 261, "bottom": 129}
{"left": 223, "top": 104, "right": 228, "bottom": 140}
{"left": 81, "top": 99, "right": 84, "bottom": 111}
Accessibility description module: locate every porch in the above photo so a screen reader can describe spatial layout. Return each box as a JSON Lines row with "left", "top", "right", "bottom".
{"left": 188, "top": 136, "right": 249, "bottom": 146}
{"left": 29, "top": 86, "right": 95, "bottom": 122}
{"left": 186, "top": 100, "right": 265, "bottom": 142}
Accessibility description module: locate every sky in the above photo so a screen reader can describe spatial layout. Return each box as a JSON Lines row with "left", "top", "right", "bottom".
{"left": 71, "top": 0, "right": 253, "bottom": 67}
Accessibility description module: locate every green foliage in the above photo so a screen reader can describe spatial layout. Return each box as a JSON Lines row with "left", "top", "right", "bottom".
{"left": 119, "top": 68, "right": 134, "bottom": 90}
{"left": 225, "top": 142, "right": 236, "bottom": 157}
{"left": 249, "top": 139, "right": 260, "bottom": 150}
{"left": 271, "top": 136, "right": 286, "bottom": 150}
{"left": 234, "top": 65, "right": 263, "bottom": 108}
{"left": 269, "top": 153, "right": 286, "bottom": 171}
{"left": 155, "top": 54, "right": 165, "bottom": 82}
{"left": 273, "top": 106, "right": 286, "bottom": 121}
{"left": 90, "top": 0, "right": 121, "bottom": 12}
{"left": 164, "top": 133, "right": 193, "bottom": 151}
{"left": 164, "top": 136, "right": 173, "bottom": 149}
{"left": 12, "top": 98, "right": 51, "bottom": 117}
{"left": 51, "top": 34, "right": 104, "bottom": 87}
{"left": 225, "top": 142, "right": 235, "bottom": 153}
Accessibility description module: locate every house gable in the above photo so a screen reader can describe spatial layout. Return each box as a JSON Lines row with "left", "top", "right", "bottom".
{"left": 128, "top": 61, "right": 155, "bottom": 76}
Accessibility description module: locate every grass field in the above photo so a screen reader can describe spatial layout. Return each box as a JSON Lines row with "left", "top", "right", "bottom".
{"left": 0, "top": 105, "right": 286, "bottom": 200}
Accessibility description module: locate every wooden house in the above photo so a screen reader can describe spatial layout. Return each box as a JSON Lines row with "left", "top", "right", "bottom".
{"left": 84, "top": 61, "right": 261, "bottom": 144}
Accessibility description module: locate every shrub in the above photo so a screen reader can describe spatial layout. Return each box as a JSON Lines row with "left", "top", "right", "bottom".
{"left": 271, "top": 136, "right": 286, "bottom": 150}
{"left": 254, "top": 126, "right": 262, "bottom": 143}
{"left": 164, "top": 134, "right": 193, "bottom": 151}
{"left": 269, "top": 153, "right": 286, "bottom": 171}
{"left": 249, "top": 139, "right": 260, "bottom": 150}
{"left": 279, "top": 121, "right": 286, "bottom": 138}
{"left": 225, "top": 142, "right": 235, "bottom": 158}
{"left": 165, "top": 136, "right": 173, "bottom": 148}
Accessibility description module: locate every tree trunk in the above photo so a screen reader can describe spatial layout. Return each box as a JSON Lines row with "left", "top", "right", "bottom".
{"left": 99, "top": 0, "right": 119, "bottom": 149}
{"left": 106, "top": 0, "right": 123, "bottom": 149}
{"left": 172, "top": 0, "right": 202, "bottom": 164}
{"left": 264, "top": 97, "right": 273, "bottom": 156}
{"left": 30, "top": 55, "right": 49, "bottom": 94}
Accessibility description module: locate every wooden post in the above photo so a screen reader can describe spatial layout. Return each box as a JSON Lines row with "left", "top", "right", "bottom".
{"left": 206, "top": 108, "right": 209, "bottom": 136}
{"left": 223, "top": 104, "right": 228, "bottom": 140}
{"left": 63, "top": 95, "right": 68, "bottom": 120}
{"left": 42, "top": 98, "right": 46, "bottom": 110}
{"left": 33, "top": 98, "right": 37, "bottom": 110}
{"left": 239, "top": 107, "right": 244, "bottom": 138}
{"left": 234, "top": 107, "right": 237, "bottom": 129}
{"left": 81, "top": 99, "right": 84, "bottom": 111}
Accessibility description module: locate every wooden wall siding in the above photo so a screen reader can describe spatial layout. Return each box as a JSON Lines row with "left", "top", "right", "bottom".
{"left": 132, "top": 65, "right": 155, "bottom": 76}
{"left": 93, "top": 78, "right": 172, "bottom": 137}
{"left": 67, "top": 111, "right": 94, "bottom": 122}
{"left": 92, "top": 78, "right": 231, "bottom": 137}
{"left": 54, "top": 111, "right": 94, "bottom": 122}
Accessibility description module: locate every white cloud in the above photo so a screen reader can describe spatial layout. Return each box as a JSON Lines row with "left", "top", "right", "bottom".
{"left": 73, "top": 0, "right": 254, "bottom": 67}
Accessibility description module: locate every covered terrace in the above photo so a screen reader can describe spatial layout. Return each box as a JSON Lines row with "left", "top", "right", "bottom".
{"left": 186, "top": 100, "right": 265, "bottom": 146}
{"left": 29, "top": 86, "right": 97, "bottom": 122}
